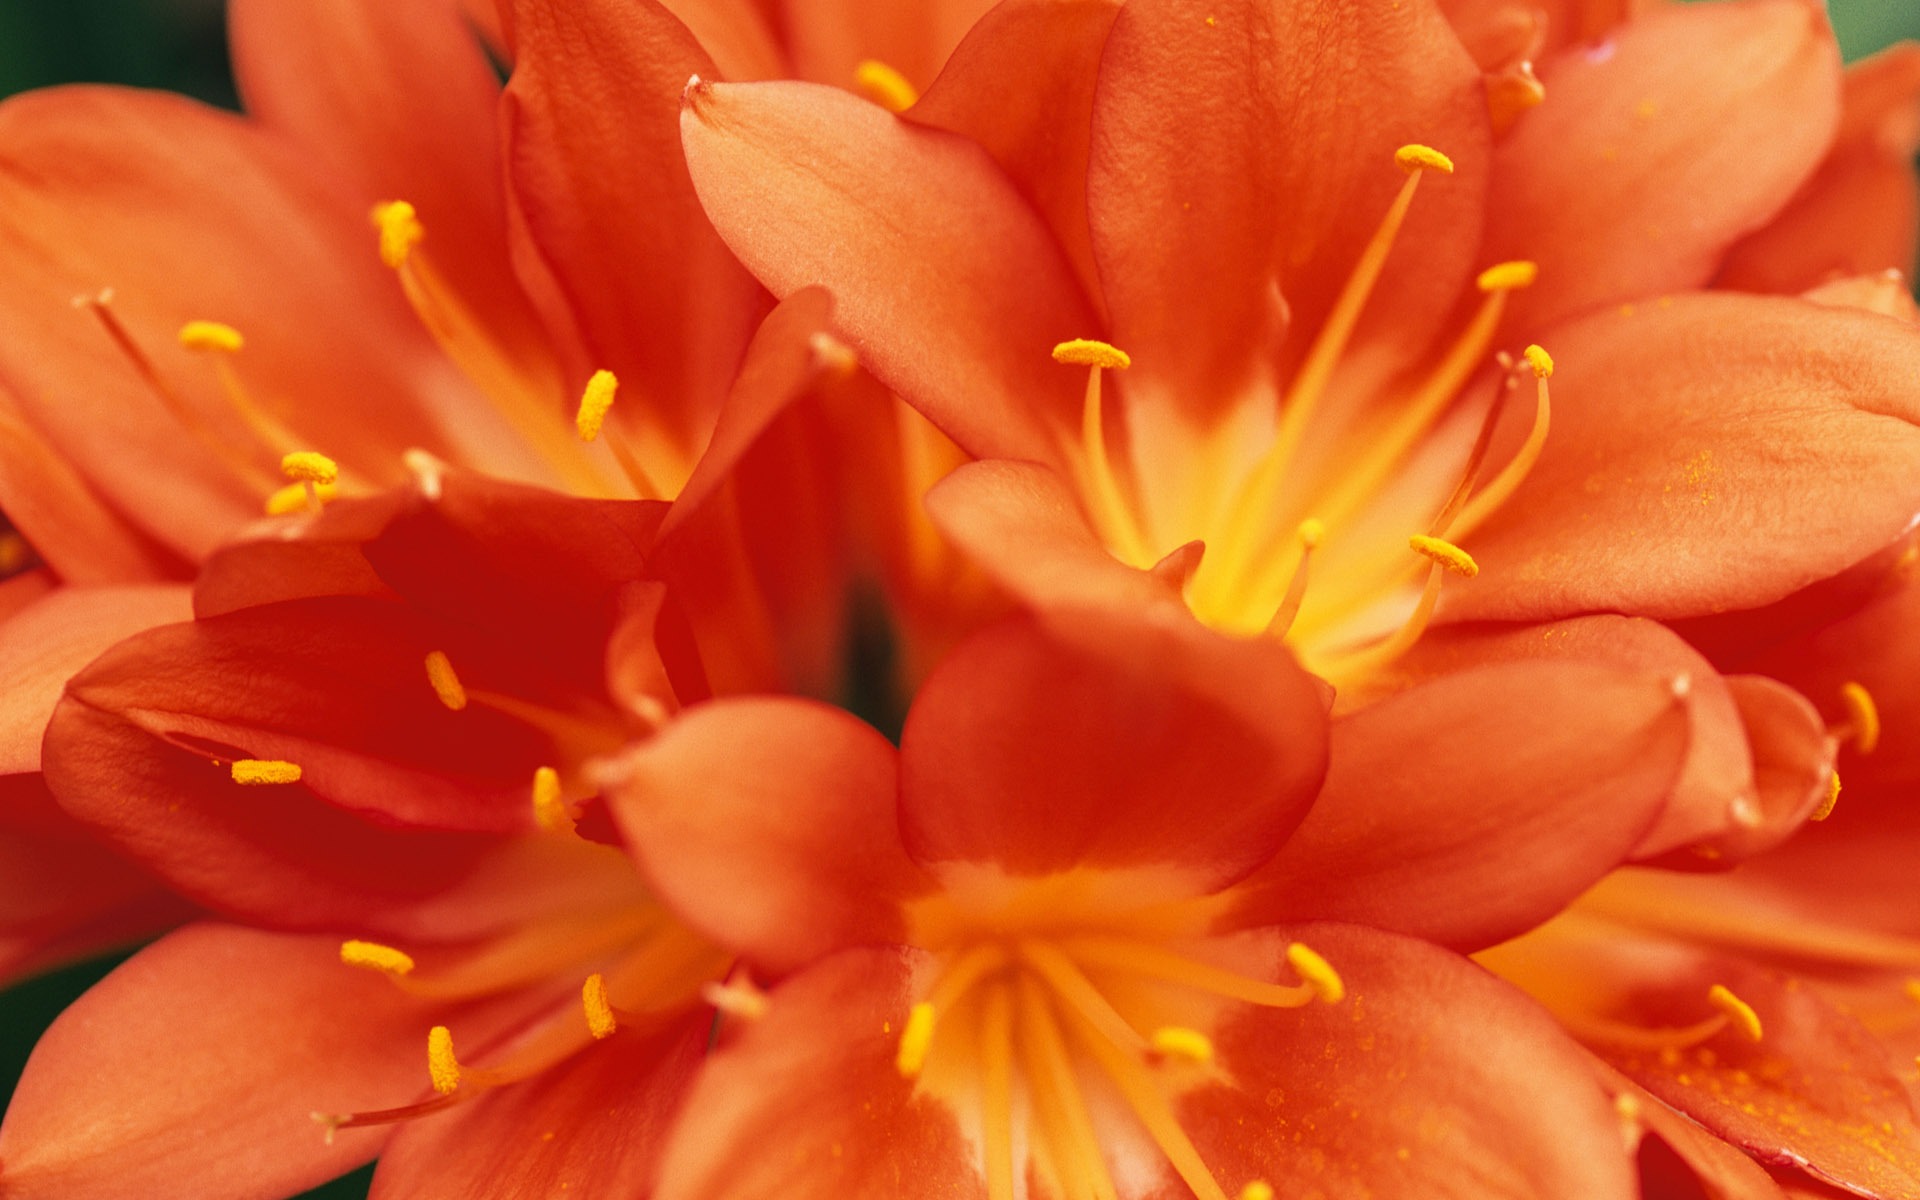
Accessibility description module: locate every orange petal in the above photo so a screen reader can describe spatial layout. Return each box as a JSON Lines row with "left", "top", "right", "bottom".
{"left": 1488, "top": 0, "right": 1841, "bottom": 332}
{"left": 0, "top": 88, "right": 493, "bottom": 559}
{"left": 1226, "top": 658, "right": 1689, "bottom": 951}
{"left": 1721, "top": 44, "right": 1920, "bottom": 293}
{"left": 1183, "top": 923, "right": 1639, "bottom": 1199}
{"left": 0, "top": 584, "right": 190, "bottom": 774}
{"left": 1088, "top": 0, "right": 1489, "bottom": 422}
{"left": 0, "top": 924, "right": 518, "bottom": 1199}
{"left": 1590, "top": 1063, "right": 1792, "bottom": 1200}
{"left": 1452, "top": 293, "right": 1920, "bottom": 622}
{"left": 607, "top": 697, "right": 929, "bottom": 974}
{"left": 500, "top": 0, "right": 769, "bottom": 453}
{"left": 653, "top": 946, "right": 983, "bottom": 1200}
{"left": 680, "top": 77, "right": 1094, "bottom": 462}
{"left": 910, "top": 0, "right": 1122, "bottom": 309}
{"left": 371, "top": 1017, "right": 707, "bottom": 1198}
{"left": 898, "top": 612, "right": 1328, "bottom": 892}
{"left": 779, "top": 0, "right": 997, "bottom": 93}
{"left": 229, "top": 0, "right": 556, "bottom": 380}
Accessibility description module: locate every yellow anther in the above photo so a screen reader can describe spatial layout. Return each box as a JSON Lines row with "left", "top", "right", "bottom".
{"left": 1287, "top": 942, "right": 1345, "bottom": 1004}
{"left": 339, "top": 940, "right": 415, "bottom": 977}
{"left": 582, "top": 973, "right": 618, "bottom": 1040}
{"left": 1394, "top": 143, "right": 1454, "bottom": 175}
{"left": 231, "top": 759, "right": 302, "bottom": 786}
{"left": 423, "top": 650, "right": 468, "bottom": 712}
{"left": 178, "top": 320, "right": 244, "bottom": 353}
{"left": 1707, "top": 984, "right": 1763, "bottom": 1042}
{"left": 1522, "top": 344, "right": 1555, "bottom": 379}
{"left": 1051, "top": 338, "right": 1132, "bottom": 371}
{"left": 1150, "top": 1026, "right": 1215, "bottom": 1063}
{"left": 280, "top": 451, "right": 339, "bottom": 485}
{"left": 1811, "top": 768, "right": 1842, "bottom": 822}
{"left": 1476, "top": 261, "right": 1539, "bottom": 292}
{"left": 372, "top": 200, "right": 424, "bottom": 269}
{"left": 575, "top": 369, "right": 618, "bottom": 442}
{"left": 1408, "top": 533, "right": 1479, "bottom": 578}
{"left": 531, "top": 766, "right": 572, "bottom": 832}
{"left": 853, "top": 59, "right": 919, "bottom": 113}
{"left": 896, "top": 1001, "right": 937, "bottom": 1077}
{"left": 264, "top": 481, "right": 338, "bottom": 515}
{"left": 1238, "top": 1183, "right": 1275, "bottom": 1200}
{"left": 1841, "top": 681, "right": 1881, "bottom": 754}
{"left": 1613, "top": 1092, "right": 1642, "bottom": 1123}
{"left": 427, "top": 1025, "right": 462, "bottom": 1095}
{"left": 1296, "top": 518, "right": 1326, "bottom": 550}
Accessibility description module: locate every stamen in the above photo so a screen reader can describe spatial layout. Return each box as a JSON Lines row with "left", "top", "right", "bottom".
{"left": 1840, "top": 682, "right": 1881, "bottom": 754}
{"left": 1202, "top": 145, "right": 1454, "bottom": 611}
{"left": 423, "top": 650, "right": 468, "bottom": 712}
{"left": 1014, "top": 976, "right": 1119, "bottom": 1200}
{"left": 1052, "top": 339, "right": 1133, "bottom": 371}
{"left": 340, "top": 940, "right": 415, "bottom": 977}
{"left": 701, "top": 977, "right": 770, "bottom": 1022}
{"left": 1055, "top": 936, "right": 1314, "bottom": 1008}
{"left": 1811, "top": 769, "right": 1842, "bottom": 822}
{"left": 1407, "top": 534, "right": 1478, "bottom": 578}
{"left": 280, "top": 451, "right": 339, "bottom": 485}
{"left": 1054, "top": 341, "right": 1153, "bottom": 567}
{"left": 1286, "top": 943, "right": 1345, "bottom": 1004}
{"left": 1019, "top": 940, "right": 1148, "bottom": 1055}
{"left": 1707, "top": 984, "right": 1762, "bottom": 1042}
{"left": 1476, "top": 261, "right": 1540, "bottom": 292}
{"left": 1266, "top": 519, "right": 1323, "bottom": 638}
{"left": 1064, "top": 1002, "right": 1230, "bottom": 1200}
{"left": 896, "top": 943, "right": 1012, "bottom": 1078}
{"left": 178, "top": 320, "right": 244, "bottom": 354}
{"left": 1239, "top": 1183, "right": 1275, "bottom": 1200}
{"left": 582, "top": 973, "right": 618, "bottom": 1040}
{"left": 372, "top": 200, "right": 425, "bottom": 269}
{"left": 231, "top": 759, "right": 302, "bottom": 785}
{"left": 980, "top": 984, "right": 1017, "bottom": 1200}
{"left": 1394, "top": 144, "right": 1455, "bottom": 174}
{"left": 531, "top": 766, "right": 574, "bottom": 833}
{"left": 1446, "top": 345, "right": 1554, "bottom": 540}
{"left": 897, "top": 1002, "right": 938, "bottom": 1077}
{"left": 575, "top": 370, "right": 618, "bottom": 443}
{"left": 1150, "top": 1025, "right": 1215, "bottom": 1064}
{"left": 427, "top": 1025, "right": 462, "bottom": 1095}
{"left": 853, "top": 60, "right": 920, "bottom": 113}
{"left": 264, "top": 481, "right": 337, "bottom": 515}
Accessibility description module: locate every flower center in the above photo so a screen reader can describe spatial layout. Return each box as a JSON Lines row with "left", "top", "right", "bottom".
{"left": 1054, "top": 144, "right": 1558, "bottom": 684}
{"left": 895, "top": 932, "right": 1342, "bottom": 1200}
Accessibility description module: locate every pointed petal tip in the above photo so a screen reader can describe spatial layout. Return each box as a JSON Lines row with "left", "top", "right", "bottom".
{"left": 682, "top": 73, "right": 712, "bottom": 113}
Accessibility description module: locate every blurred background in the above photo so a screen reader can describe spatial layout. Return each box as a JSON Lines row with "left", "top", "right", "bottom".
{"left": 0, "top": 1, "right": 1914, "bottom": 1198}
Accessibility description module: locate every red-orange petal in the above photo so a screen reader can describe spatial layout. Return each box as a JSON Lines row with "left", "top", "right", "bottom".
{"left": 1720, "top": 44, "right": 1920, "bottom": 293}
{"left": 653, "top": 946, "right": 984, "bottom": 1200}
{"left": 0, "top": 924, "right": 498, "bottom": 1199}
{"left": 1451, "top": 294, "right": 1920, "bottom": 622}
{"left": 500, "top": 0, "right": 768, "bottom": 450}
{"left": 1225, "top": 658, "right": 1689, "bottom": 951}
{"left": 370, "top": 1017, "right": 707, "bottom": 1199}
{"left": 607, "top": 697, "right": 930, "bottom": 974}
{"left": 0, "top": 584, "right": 190, "bottom": 774}
{"left": 1186, "top": 923, "right": 1639, "bottom": 1199}
{"left": 909, "top": 0, "right": 1122, "bottom": 308}
{"left": 778, "top": 0, "right": 997, "bottom": 93}
{"left": 1089, "top": 0, "right": 1489, "bottom": 422}
{"left": 898, "top": 612, "right": 1328, "bottom": 892}
{"left": 680, "top": 77, "right": 1094, "bottom": 462}
{"left": 1488, "top": 0, "right": 1840, "bottom": 332}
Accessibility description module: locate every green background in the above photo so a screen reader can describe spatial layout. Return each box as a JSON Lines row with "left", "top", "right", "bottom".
{"left": 0, "top": 1, "right": 1914, "bottom": 1197}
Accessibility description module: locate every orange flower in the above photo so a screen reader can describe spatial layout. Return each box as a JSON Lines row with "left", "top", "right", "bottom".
{"left": 603, "top": 612, "right": 1701, "bottom": 1198}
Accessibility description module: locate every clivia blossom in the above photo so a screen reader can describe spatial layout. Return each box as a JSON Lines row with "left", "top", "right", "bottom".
{"left": 0, "top": 0, "right": 1919, "bottom": 1199}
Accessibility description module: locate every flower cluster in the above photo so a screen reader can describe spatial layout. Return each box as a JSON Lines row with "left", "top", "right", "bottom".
{"left": 1, "top": 0, "right": 1919, "bottom": 1197}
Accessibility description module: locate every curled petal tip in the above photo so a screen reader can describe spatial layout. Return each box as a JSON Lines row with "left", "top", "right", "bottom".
{"left": 683, "top": 74, "right": 712, "bottom": 111}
